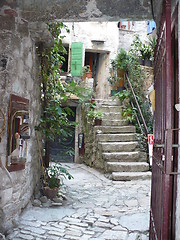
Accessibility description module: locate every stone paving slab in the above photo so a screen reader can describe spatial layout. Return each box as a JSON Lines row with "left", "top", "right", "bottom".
{"left": 6, "top": 163, "right": 151, "bottom": 240}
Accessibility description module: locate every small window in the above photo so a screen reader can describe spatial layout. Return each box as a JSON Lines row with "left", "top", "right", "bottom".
{"left": 61, "top": 46, "right": 69, "bottom": 74}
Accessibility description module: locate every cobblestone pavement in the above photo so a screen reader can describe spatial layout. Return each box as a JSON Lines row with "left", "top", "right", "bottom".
{"left": 7, "top": 163, "right": 151, "bottom": 240}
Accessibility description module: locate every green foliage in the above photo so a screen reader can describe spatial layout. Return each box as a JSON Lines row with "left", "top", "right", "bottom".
{"left": 36, "top": 21, "right": 91, "bottom": 142}
{"left": 35, "top": 21, "right": 93, "bottom": 170}
{"left": 140, "top": 44, "right": 152, "bottom": 60}
{"left": 129, "top": 35, "right": 142, "bottom": 57}
{"left": 149, "top": 36, "right": 156, "bottom": 52}
{"left": 113, "top": 36, "right": 154, "bottom": 152}
{"left": 116, "top": 90, "right": 136, "bottom": 123}
{"left": 87, "top": 109, "right": 104, "bottom": 121}
{"left": 86, "top": 102, "right": 104, "bottom": 123}
{"left": 107, "top": 49, "right": 128, "bottom": 90}
{"left": 107, "top": 60, "right": 117, "bottom": 88}
{"left": 81, "top": 65, "right": 91, "bottom": 77}
{"left": 116, "top": 48, "right": 129, "bottom": 70}
{"left": 46, "top": 163, "right": 73, "bottom": 189}
{"left": 129, "top": 34, "right": 154, "bottom": 61}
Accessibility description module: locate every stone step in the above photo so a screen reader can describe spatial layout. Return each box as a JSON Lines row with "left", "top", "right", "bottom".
{"left": 99, "top": 106, "right": 122, "bottom": 113}
{"left": 103, "top": 112, "right": 123, "bottom": 120}
{"left": 99, "top": 141, "right": 138, "bottom": 152}
{"left": 94, "top": 125, "right": 136, "bottom": 134}
{"left": 97, "top": 133, "right": 135, "bottom": 142}
{"left": 96, "top": 98, "right": 120, "bottom": 106}
{"left": 105, "top": 162, "right": 149, "bottom": 173}
{"left": 102, "top": 151, "right": 141, "bottom": 162}
{"left": 112, "top": 172, "right": 152, "bottom": 181}
{"left": 102, "top": 119, "right": 128, "bottom": 126}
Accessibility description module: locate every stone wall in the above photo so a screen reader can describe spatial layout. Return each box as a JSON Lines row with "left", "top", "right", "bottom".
{"left": 0, "top": 0, "right": 152, "bottom": 22}
{"left": 62, "top": 21, "right": 149, "bottom": 99}
{"left": 81, "top": 106, "right": 98, "bottom": 168}
{"left": 0, "top": 15, "right": 41, "bottom": 233}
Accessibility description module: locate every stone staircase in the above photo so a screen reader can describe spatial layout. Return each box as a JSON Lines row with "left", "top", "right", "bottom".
{"left": 95, "top": 98, "right": 151, "bottom": 181}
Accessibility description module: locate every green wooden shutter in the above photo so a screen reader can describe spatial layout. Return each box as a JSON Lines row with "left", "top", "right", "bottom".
{"left": 71, "top": 42, "right": 83, "bottom": 77}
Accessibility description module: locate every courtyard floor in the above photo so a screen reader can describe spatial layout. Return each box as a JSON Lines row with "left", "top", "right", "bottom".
{"left": 6, "top": 163, "right": 151, "bottom": 240}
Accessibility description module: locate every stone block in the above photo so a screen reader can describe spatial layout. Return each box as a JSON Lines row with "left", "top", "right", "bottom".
{"left": 17, "top": 22, "right": 29, "bottom": 37}
{"left": 0, "top": 16, "right": 15, "bottom": 31}
{"left": 0, "top": 188, "right": 13, "bottom": 207}
{"left": 48, "top": 230, "right": 65, "bottom": 237}
{"left": 119, "top": 212, "right": 149, "bottom": 232}
{"left": 4, "top": 9, "right": 18, "bottom": 17}
{"left": 100, "top": 229, "right": 128, "bottom": 240}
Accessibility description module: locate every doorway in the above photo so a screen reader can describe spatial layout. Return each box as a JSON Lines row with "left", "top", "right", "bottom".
{"left": 49, "top": 107, "right": 76, "bottom": 163}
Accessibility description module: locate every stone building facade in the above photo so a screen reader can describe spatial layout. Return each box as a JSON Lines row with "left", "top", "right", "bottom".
{"left": 0, "top": 11, "right": 53, "bottom": 232}
{"left": 61, "top": 21, "right": 149, "bottom": 99}
{"left": 2, "top": 0, "right": 180, "bottom": 239}
{"left": 0, "top": 8, "right": 150, "bottom": 233}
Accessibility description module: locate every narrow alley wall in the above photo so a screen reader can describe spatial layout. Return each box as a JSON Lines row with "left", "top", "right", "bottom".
{"left": 0, "top": 13, "right": 42, "bottom": 232}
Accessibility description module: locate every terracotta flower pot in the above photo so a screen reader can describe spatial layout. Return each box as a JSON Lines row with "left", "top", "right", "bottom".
{"left": 94, "top": 119, "right": 102, "bottom": 126}
{"left": 43, "top": 186, "right": 59, "bottom": 200}
{"left": 86, "top": 71, "right": 92, "bottom": 78}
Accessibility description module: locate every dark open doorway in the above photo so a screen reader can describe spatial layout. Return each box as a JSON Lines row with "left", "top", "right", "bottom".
{"left": 50, "top": 107, "right": 76, "bottom": 163}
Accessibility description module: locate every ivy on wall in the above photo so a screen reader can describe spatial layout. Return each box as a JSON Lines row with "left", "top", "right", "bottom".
{"left": 35, "top": 21, "right": 92, "bottom": 166}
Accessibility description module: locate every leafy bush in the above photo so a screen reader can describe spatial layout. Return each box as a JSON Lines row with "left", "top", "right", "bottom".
{"left": 45, "top": 163, "right": 73, "bottom": 189}
{"left": 113, "top": 36, "right": 154, "bottom": 152}
{"left": 36, "top": 21, "right": 92, "bottom": 164}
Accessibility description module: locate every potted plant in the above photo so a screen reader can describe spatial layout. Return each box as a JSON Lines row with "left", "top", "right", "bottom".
{"left": 139, "top": 44, "right": 153, "bottom": 67}
{"left": 81, "top": 65, "right": 92, "bottom": 80}
{"left": 116, "top": 90, "right": 136, "bottom": 123}
{"left": 116, "top": 48, "right": 129, "bottom": 71}
{"left": 108, "top": 60, "right": 119, "bottom": 96}
{"left": 87, "top": 109, "right": 104, "bottom": 125}
{"left": 86, "top": 102, "right": 104, "bottom": 125}
{"left": 43, "top": 163, "right": 73, "bottom": 200}
{"left": 129, "top": 35, "right": 144, "bottom": 65}
{"left": 94, "top": 110, "right": 104, "bottom": 126}
{"left": 108, "top": 49, "right": 128, "bottom": 96}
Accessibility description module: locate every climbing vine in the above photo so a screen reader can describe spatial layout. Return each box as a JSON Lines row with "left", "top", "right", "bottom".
{"left": 114, "top": 36, "right": 154, "bottom": 152}
{"left": 35, "top": 21, "right": 92, "bottom": 165}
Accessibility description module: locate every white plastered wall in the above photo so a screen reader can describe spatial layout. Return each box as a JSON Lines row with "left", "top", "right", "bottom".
{"left": 62, "top": 21, "right": 149, "bottom": 99}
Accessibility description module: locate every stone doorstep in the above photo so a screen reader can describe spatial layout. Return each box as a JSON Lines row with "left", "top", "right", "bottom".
{"left": 112, "top": 171, "right": 152, "bottom": 181}
{"left": 102, "top": 151, "right": 140, "bottom": 162}
{"left": 94, "top": 125, "right": 136, "bottom": 133}
{"left": 99, "top": 141, "right": 138, "bottom": 152}
{"left": 97, "top": 133, "right": 135, "bottom": 142}
{"left": 98, "top": 105, "right": 123, "bottom": 113}
{"left": 105, "top": 162, "right": 150, "bottom": 173}
{"left": 96, "top": 99, "right": 120, "bottom": 106}
{"left": 102, "top": 119, "right": 128, "bottom": 126}
{"left": 103, "top": 112, "right": 123, "bottom": 120}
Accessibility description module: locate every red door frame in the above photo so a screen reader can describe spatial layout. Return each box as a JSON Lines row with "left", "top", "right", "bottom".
{"left": 150, "top": 0, "right": 179, "bottom": 239}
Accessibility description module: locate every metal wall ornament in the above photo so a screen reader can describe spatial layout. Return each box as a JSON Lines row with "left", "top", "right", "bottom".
{"left": 6, "top": 94, "right": 30, "bottom": 171}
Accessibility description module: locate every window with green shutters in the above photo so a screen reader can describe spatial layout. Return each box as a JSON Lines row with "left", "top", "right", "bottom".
{"left": 71, "top": 42, "right": 83, "bottom": 77}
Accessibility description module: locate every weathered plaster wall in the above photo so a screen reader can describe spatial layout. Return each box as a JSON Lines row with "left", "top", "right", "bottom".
{"left": 0, "top": 0, "right": 152, "bottom": 22}
{"left": 118, "top": 21, "right": 149, "bottom": 52}
{"left": 95, "top": 53, "right": 110, "bottom": 99}
{"left": 62, "top": 21, "right": 149, "bottom": 99}
{"left": 62, "top": 22, "right": 120, "bottom": 99}
{"left": 0, "top": 15, "right": 41, "bottom": 232}
{"left": 62, "top": 22, "right": 119, "bottom": 57}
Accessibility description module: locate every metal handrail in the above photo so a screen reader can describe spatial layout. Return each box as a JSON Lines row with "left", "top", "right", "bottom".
{"left": 125, "top": 73, "right": 149, "bottom": 136}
